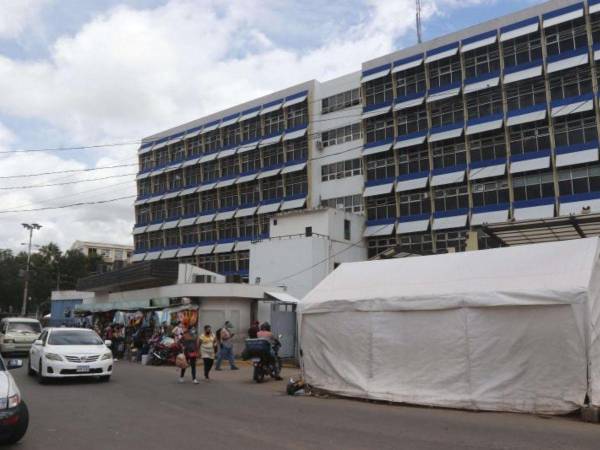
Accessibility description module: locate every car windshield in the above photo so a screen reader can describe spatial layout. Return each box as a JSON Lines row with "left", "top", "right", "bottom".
{"left": 48, "top": 330, "right": 103, "bottom": 346}
{"left": 7, "top": 322, "right": 41, "bottom": 334}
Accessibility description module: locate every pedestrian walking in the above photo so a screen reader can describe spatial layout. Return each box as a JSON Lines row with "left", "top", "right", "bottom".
{"left": 215, "top": 321, "right": 239, "bottom": 371}
{"left": 179, "top": 328, "right": 199, "bottom": 384}
{"left": 199, "top": 325, "right": 217, "bottom": 380}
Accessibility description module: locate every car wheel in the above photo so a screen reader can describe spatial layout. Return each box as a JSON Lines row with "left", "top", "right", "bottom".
{"left": 37, "top": 359, "right": 46, "bottom": 384}
{"left": 27, "top": 358, "right": 35, "bottom": 376}
{"left": 0, "top": 402, "right": 29, "bottom": 445}
{"left": 99, "top": 375, "right": 111, "bottom": 382}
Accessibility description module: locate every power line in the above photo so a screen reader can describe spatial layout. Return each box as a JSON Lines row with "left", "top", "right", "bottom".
{"left": 0, "top": 195, "right": 136, "bottom": 214}
{"left": 0, "top": 162, "right": 138, "bottom": 179}
{"left": 0, "top": 172, "right": 137, "bottom": 190}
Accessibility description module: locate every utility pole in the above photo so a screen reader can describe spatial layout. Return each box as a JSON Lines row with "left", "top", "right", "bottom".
{"left": 21, "top": 223, "right": 42, "bottom": 316}
{"left": 416, "top": 0, "right": 423, "bottom": 44}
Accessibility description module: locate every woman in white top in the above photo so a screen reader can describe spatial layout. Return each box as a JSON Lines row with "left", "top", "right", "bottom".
{"left": 199, "top": 325, "right": 217, "bottom": 380}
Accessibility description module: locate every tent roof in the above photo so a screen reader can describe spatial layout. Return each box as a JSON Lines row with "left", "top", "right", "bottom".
{"left": 302, "top": 238, "right": 600, "bottom": 312}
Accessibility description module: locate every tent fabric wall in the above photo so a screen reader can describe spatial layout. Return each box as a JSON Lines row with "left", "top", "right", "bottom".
{"left": 300, "top": 238, "right": 600, "bottom": 414}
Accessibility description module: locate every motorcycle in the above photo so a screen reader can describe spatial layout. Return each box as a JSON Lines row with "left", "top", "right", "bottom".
{"left": 243, "top": 336, "right": 282, "bottom": 383}
{"left": 149, "top": 336, "right": 179, "bottom": 365}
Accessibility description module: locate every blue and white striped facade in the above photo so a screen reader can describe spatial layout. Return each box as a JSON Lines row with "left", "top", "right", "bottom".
{"left": 134, "top": 0, "right": 600, "bottom": 272}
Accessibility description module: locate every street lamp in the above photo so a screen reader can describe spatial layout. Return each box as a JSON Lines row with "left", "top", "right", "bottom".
{"left": 21, "top": 223, "right": 42, "bottom": 316}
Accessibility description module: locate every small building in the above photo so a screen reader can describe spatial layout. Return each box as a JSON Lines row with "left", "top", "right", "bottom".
{"left": 71, "top": 240, "right": 134, "bottom": 271}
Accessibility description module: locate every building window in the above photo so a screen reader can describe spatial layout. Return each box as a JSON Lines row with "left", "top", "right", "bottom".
{"left": 204, "top": 131, "right": 220, "bottom": 152}
{"left": 198, "top": 255, "right": 217, "bottom": 272}
{"left": 321, "top": 88, "right": 361, "bottom": 114}
{"left": 398, "top": 146, "right": 430, "bottom": 175}
{"left": 592, "top": 11, "right": 600, "bottom": 43}
{"left": 222, "top": 125, "right": 241, "bottom": 148}
{"left": 509, "top": 121, "right": 550, "bottom": 156}
{"left": 152, "top": 174, "right": 167, "bottom": 194}
{"left": 321, "top": 158, "right": 362, "bottom": 181}
{"left": 465, "top": 88, "right": 502, "bottom": 119}
{"left": 366, "top": 153, "right": 395, "bottom": 181}
{"left": 431, "top": 138, "right": 467, "bottom": 169}
{"left": 435, "top": 231, "right": 467, "bottom": 253}
{"left": 202, "top": 161, "right": 219, "bottom": 181}
{"left": 165, "top": 229, "right": 179, "bottom": 247}
{"left": 239, "top": 217, "right": 259, "bottom": 238}
{"left": 502, "top": 32, "right": 542, "bottom": 67}
{"left": 285, "top": 172, "right": 308, "bottom": 197}
{"left": 199, "top": 223, "right": 216, "bottom": 242}
{"left": 220, "top": 156, "right": 239, "bottom": 178}
{"left": 396, "top": 106, "right": 428, "bottom": 136}
{"left": 134, "top": 235, "right": 147, "bottom": 252}
{"left": 286, "top": 103, "right": 308, "bottom": 129}
{"left": 171, "top": 143, "right": 185, "bottom": 162}
{"left": 367, "top": 235, "right": 396, "bottom": 258}
{"left": 201, "top": 192, "right": 217, "bottom": 211}
{"left": 261, "top": 144, "right": 284, "bottom": 167}
{"left": 259, "top": 214, "right": 270, "bottom": 236}
{"left": 344, "top": 219, "right": 351, "bottom": 240}
{"left": 429, "top": 97, "right": 464, "bottom": 128}
{"left": 399, "top": 192, "right": 431, "bottom": 216}
{"left": 181, "top": 226, "right": 199, "bottom": 245}
{"left": 140, "top": 154, "right": 153, "bottom": 172}
{"left": 549, "top": 66, "right": 592, "bottom": 101}
{"left": 395, "top": 66, "right": 426, "bottom": 97}
{"left": 156, "top": 148, "right": 169, "bottom": 167}
{"left": 321, "top": 195, "right": 364, "bottom": 214}
{"left": 505, "top": 78, "right": 546, "bottom": 111}
{"left": 185, "top": 166, "right": 201, "bottom": 187}
{"left": 217, "top": 253, "right": 237, "bottom": 274}
{"left": 238, "top": 251, "right": 249, "bottom": 273}
{"left": 469, "top": 131, "right": 506, "bottom": 162}
{"left": 365, "top": 76, "right": 393, "bottom": 106}
{"left": 148, "top": 231, "right": 163, "bottom": 249}
{"left": 365, "top": 114, "right": 394, "bottom": 143}
{"left": 240, "top": 183, "right": 260, "bottom": 205}
{"left": 434, "top": 185, "right": 468, "bottom": 211}
{"left": 553, "top": 112, "right": 598, "bottom": 148}
{"left": 217, "top": 220, "right": 237, "bottom": 240}
{"left": 188, "top": 136, "right": 202, "bottom": 157}
{"left": 398, "top": 233, "right": 433, "bottom": 255}
{"left": 558, "top": 164, "right": 600, "bottom": 196}
{"left": 472, "top": 179, "right": 509, "bottom": 207}
{"left": 428, "top": 55, "right": 462, "bottom": 89}
{"left": 366, "top": 194, "right": 396, "bottom": 221}
{"left": 166, "top": 198, "right": 182, "bottom": 219}
{"left": 219, "top": 186, "right": 238, "bottom": 208}
{"left": 138, "top": 179, "right": 151, "bottom": 197}
{"left": 321, "top": 123, "right": 362, "bottom": 148}
{"left": 136, "top": 206, "right": 150, "bottom": 225}
{"left": 241, "top": 117, "right": 260, "bottom": 142}
{"left": 512, "top": 172, "right": 555, "bottom": 201}
{"left": 285, "top": 138, "right": 308, "bottom": 161}
{"left": 151, "top": 202, "right": 165, "bottom": 222}
{"left": 240, "top": 150, "right": 260, "bottom": 173}
{"left": 183, "top": 195, "right": 199, "bottom": 216}
{"left": 263, "top": 110, "right": 285, "bottom": 136}
{"left": 262, "top": 178, "right": 284, "bottom": 200}
{"left": 545, "top": 17, "right": 587, "bottom": 56}
{"left": 168, "top": 171, "right": 183, "bottom": 191}
{"left": 463, "top": 43, "right": 500, "bottom": 79}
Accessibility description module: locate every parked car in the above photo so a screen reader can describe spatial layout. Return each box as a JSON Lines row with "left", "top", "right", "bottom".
{"left": 0, "top": 357, "right": 28, "bottom": 444}
{"left": 0, "top": 318, "right": 42, "bottom": 356}
{"left": 28, "top": 328, "right": 113, "bottom": 382}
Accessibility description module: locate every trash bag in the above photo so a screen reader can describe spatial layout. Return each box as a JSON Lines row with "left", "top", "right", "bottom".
{"left": 175, "top": 353, "right": 188, "bottom": 369}
{"left": 286, "top": 377, "right": 306, "bottom": 396}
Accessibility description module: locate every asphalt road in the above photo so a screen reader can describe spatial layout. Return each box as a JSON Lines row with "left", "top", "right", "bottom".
{"left": 8, "top": 360, "right": 600, "bottom": 449}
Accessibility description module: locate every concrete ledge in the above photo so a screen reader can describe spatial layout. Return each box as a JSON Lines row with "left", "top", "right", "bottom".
{"left": 581, "top": 405, "right": 600, "bottom": 423}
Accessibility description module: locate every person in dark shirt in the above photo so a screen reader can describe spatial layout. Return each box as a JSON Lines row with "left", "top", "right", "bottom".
{"left": 247, "top": 320, "right": 260, "bottom": 339}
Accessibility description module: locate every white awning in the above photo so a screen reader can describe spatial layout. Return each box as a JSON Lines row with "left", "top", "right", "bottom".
{"left": 556, "top": 147, "right": 599, "bottom": 167}
{"left": 236, "top": 172, "right": 260, "bottom": 184}
{"left": 151, "top": 167, "right": 166, "bottom": 176}
{"left": 238, "top": 140, "right": 259, "bottom": 154}
{"left": 461, "top": 34, "right": 497, "bottom": 53}
{"left": 363, "top": 142, "right": 393, "bottom": 157}
{"left": 394, "top": 95, "right": 425, "bottom": 111}
{"left": 160, "top": 248, "right": 179, "bottom": 259}
{"left": 463, "top": 76, "right": 500, "bottom": 94}
{"left": 500, "top": 21, "right": 539, "bottom": 42}
{"left": 259, "top": 134, "right": 283, "bottom": 147}
{"left": 198, "top": 182, "right": 217, "bottom": 192}
{"left": 217, "top": 147, "right": 238, "bottom": 159}
{"left": 503, "top": 64, "right": 542, "bottom": 84}
{"left": 147, "top": 194, "right": 165, "bottom": 204}
{"left": 362, "top": 104, "right": 392, "bottom": 120}
{"left": 195, "top": 244, "right": 215, "bottom": 255}
{"left": 469, "top": 163, "right": 506, "bottom": 180}
{"left": 199, "top": 152, "right": 218, "bottom": 163}
{"left": 136, "top": 171, "right": 151, "bottom": 180}
{"left": 543, "top": 6, "right": 583, "bottom": 28}
{"left": 203, "top": 122, "right": 219, "bottom": 132}
{"left": 283, "top": 95, "right": 307, "bottom": 108}
{"left": 362, "top": 67, "right": 391, "bottom": 83}
{"left": 240, "top": 108, "right": 261, "bottom": 121}
{"left": 185, "top": 128, "right": 203, "bottom": 139}
{"left": 179, "top": 186, "right": 198, "bottom": 197}
{"left": 363, "top": 182, "right": 394, "bottom": 197}
{"left": 235, "top": 205, "right": 258, "bottom": 217}
{"left": 281, "top": 197, "right": 307, "bottom": 211}
{"left": 261, "top": 102, "right": 283, "bottom": 115}
{"left": 131, "top": 253, "right": 146, "bottom": 262}
{"left": 392, "top": 57, "right": 423, "bottom": 73}
{"left": 215, "top": 209, "right": 237, "bottom": 221}
{"left": 165, "top": 163, "right": 183, "bottom": 173}
{"left": 395, "top": 134, "right": 427, "bottom": 149}
{"left": 396, "top": 218, "right": 429, "bottom": 234}
{"left": 547, "top": 52, "right": 588, "bottom": 74}
{"left": 513, "top": 203, "right": 554, "bottom": 221}
{"left": 471, "top": 208, "right": 509, "bottom": 226}
{"left": 510, "top": 156, "right": 550, "bottom": 174}
{"left": 162, "top": 191, "right": 180, "bottom": 200}
{"left": 197, "top": 213, "right": 216, "bottom": 224}
{"left": 257, "top": 201, "right": 281, "bottom": 214}
{"left": 214, "top": 242, "right": 235, "bottom": 253}
{"left": 145, "top": 222, "right": 163, "bottom": 232}
{"left": 235, "top": 240, "right": 252, "bottom": 252}
{"left": 426, "top": 86, "right": 461, "bottom": 103}
{"left": 178, "top": 246, "right": 196, "bottom": 257}
{"left": 152, "top": 141, "right": 168, "bottom": 151}
{"left": 134, "top": 198, "right": 150, "bottom": 206}
{"left": 363, "top": 223, "right": 395, "bottom": 237}
{"left": 215, "top": 177, "right": 238, "bottom": 188}
{"left": 178, "top": 217, "right": 197, "bottom": 227}
{"left": 466, "top": 118, "right": 503, "bottom": 136}
{"left": 132, "top": 226, "right": 147, "bottom": 235}
{"left": 432, "top": 214, "right": 468, "bottom": 230}
{"left": 551, "top": 97, "right": 594, "bottom": 118}
{"left": 257, "top": 167, "right": 282, "bottom": 179}
{"left": 283, "top": 128, "right": 307, "bottom": 141}
{"left": 425, "top": 46, "right": 458, "bottom": 63}
{"left": 162, "top": 219, "right": 180, "bottom": 230}
{"left": 431, "top": 170, "right": 465, "bottom": 187}
{"left": 145, "top": 250, "right": 162, "bottom": 261}
{"left": 429, "top": 127, "right": 463, "bottom": 143}
{"left": 395, "top": 176, "right": 428, "bottom": 192}
{"left": 591, "top": 1, "right": 600, "bottom": 14}
{"left": 281, "top": 162, "right": 307, "bottom": 174}
{"left": 506, "top": 107, "right": 546, "bottom": 127}
{"left": 219, "top": 116, "right": 239, "bottom": 128}
{"left": 182, "top": 157, "right": 201, "bottom": 167}
{"left": 560, "top": 198, "right": 600, "bottom": 215}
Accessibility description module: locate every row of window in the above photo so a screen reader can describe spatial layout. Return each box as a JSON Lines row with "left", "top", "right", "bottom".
{"left": 321, "top": 88, "right": 362, "bottom": 114}
{"left": 320, "top": 195, "right": 365, "bottom": 214}
{"left": 322, "top": 123, "right": 362, "bottom": 148}
{"left": 178, "top": 251, "right": 249, "bottom": 276}
{"left": 367, "top": 230, "right": 470, "bottom": 258}
{"left": 321, "top": 158, "right": 362, "bottom": 181}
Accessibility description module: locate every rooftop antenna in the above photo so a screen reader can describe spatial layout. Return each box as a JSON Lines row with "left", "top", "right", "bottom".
{"left": 416, "top": 0, "right": 423, "bottom": 44}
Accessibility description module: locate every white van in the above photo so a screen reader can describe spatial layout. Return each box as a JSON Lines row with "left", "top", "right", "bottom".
{"left": 0, "top": 318, "right": 42, "bottom": 355}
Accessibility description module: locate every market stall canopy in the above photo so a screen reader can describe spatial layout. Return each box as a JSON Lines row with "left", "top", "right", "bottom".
{"left": 300, "top": 238, "right": 600, "bottom": 414}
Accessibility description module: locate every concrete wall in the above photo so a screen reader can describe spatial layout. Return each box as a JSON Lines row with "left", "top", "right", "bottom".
{"left": 197, "top": 297, "right": 253, "bottom": 355}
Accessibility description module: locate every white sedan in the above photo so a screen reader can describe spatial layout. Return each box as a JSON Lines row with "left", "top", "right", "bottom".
{"left": 28, "top": 328, "right": 113, "bottom": 382}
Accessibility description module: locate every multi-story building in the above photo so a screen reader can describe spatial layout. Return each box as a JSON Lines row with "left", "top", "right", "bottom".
{"left": 71, "top": 241, "right": 134, "bottom": 271}
{"left": 133, "top": 0, "right": 600, "bottom": 278}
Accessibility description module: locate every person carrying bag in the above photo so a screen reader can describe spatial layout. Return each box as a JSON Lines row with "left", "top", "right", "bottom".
{"left": 178, "top": 329, "right": 199, "bottom": 384}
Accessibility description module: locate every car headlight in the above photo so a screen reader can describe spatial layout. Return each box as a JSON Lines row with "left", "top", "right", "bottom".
{"left": 2, "top": 339, "right": 14, "bottom": 343}
{"left": 45, "top": 353, "right": 63, "bottom": 361}
{"left": 7, "top": 394, "right": 20, "bottom": 409}
{"left": 101, "top": 352, "right": 112, "bottom": 361}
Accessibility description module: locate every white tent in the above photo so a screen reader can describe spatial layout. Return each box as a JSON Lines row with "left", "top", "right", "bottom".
{"left": 300, "top": 238, "right": 600, "bottom": 414}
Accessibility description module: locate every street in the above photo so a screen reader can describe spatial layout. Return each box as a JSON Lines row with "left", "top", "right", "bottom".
{"left": 7, "top": 360, "right": 600, "bottom": 449}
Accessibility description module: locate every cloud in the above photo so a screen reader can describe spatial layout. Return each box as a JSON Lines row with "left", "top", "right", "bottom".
{"left": 0, "top": 0, "right": 49, "bottom": 39}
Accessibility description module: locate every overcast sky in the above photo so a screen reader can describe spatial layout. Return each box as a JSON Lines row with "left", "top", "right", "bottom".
{"left": 0, "top": 0, "right": 540, "bottom": 253}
